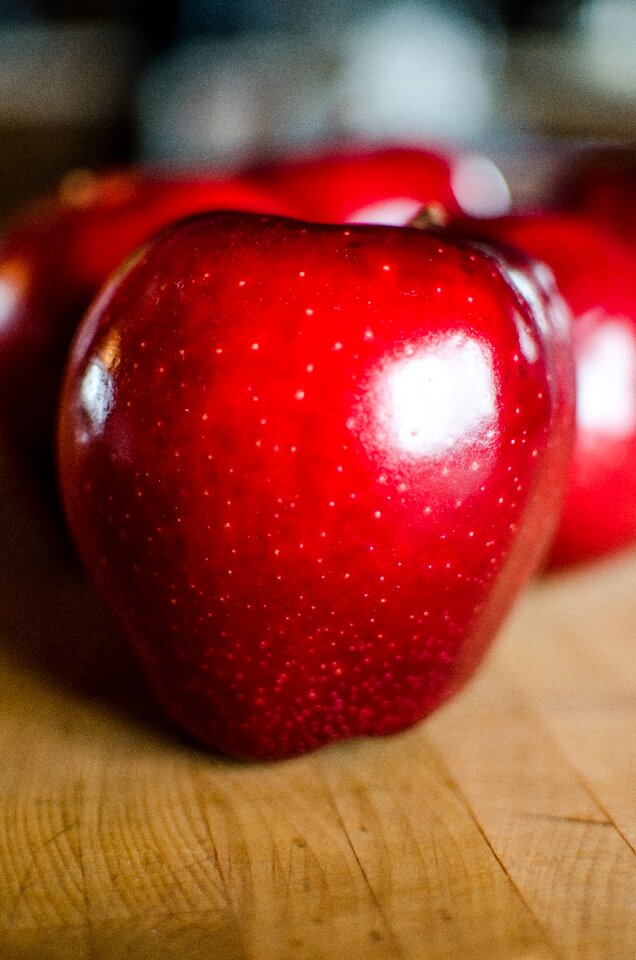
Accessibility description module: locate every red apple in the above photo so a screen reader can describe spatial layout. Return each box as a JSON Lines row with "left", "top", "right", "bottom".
{"left": 249, "top": 145, "right": 511, "bottom": 226}
{"left": 442, "top": 211, "right": 636, "bottom": 568}
{"left": 57, "top": 212, "right": 574, "bottom": 760}
{"left": 0, "top": 168, "right": 289, "bottom": 484}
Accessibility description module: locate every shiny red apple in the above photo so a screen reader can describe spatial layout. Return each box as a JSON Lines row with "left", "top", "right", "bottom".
{"left": 249, "top": 145, "right": 511, "bottom": 226}
{"left": 443, "top": 211, "right": 636, "bottom": 567}
{"left": 57, "top": 212, "right": 574, "bottom": 760}
{"left": 0, "top": 168, "right": 288, "bottom": 483}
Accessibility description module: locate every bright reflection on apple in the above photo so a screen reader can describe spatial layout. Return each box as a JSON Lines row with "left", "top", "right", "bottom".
{"left": 375, "top": 332, "right": 497, "bottom": 458}
{"left": 347, "top": 196, "right": 424, "bottom": 226}
{"left": 451, "top": 154, "right": 511, "bottom": 219}
{"left": 577, "top": 316, "right": 636, "bottom": 438}
{"left": 78, "top": 330, "right": 121, "bottom": 440}
{"left": 0, "top": 279, "right": 17, "bottom": 333}
{"left": 0, "top": 259, "right": 30, "bottom": 335}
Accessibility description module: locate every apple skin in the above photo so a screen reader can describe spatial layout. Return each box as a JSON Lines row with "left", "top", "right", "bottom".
{"left": 559, "top": 147, "right": 636, "bottom": 246}
{"left": 0, "top": 168, "right": 289, "bottom": 484}
{"left": 443, "top": 212, "right": 636, "bottom": 568}
{"left": 249, "top": 145, "right": 510, "bottom": 226}
{"left": 57, "top": 212, "right": 574, "bottom": 760}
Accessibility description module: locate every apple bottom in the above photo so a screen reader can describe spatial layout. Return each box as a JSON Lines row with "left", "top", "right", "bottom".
{"left": 124, "top": 611, "right": 491, "bottom": 761}
{"left": 92, "top": 488, "right": 558, "bottom": 763}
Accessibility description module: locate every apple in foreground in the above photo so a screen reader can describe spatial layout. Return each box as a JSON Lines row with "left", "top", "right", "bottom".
{"left": 443, "top": 212, "right": 636, "bottom": 568}
{"left": 249, "top": 145, "right": 511, "bottom": 226}
{"left": 0, "top": 168, "right": 288, "bottom": 483}
{"left": 57, "top": 212, "right": 574, "bottom": 760}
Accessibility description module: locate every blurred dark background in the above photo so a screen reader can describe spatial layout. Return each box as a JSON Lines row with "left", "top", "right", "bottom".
{"left": 0, "top": 0, "right": 635, "bottom": 216}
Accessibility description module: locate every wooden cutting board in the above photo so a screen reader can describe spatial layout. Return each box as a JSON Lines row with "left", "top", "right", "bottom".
{"left": 0, "top": 452, "right": 635, "bottom": 960}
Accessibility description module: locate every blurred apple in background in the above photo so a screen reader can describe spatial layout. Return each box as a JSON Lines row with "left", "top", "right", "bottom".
{"left": 558, "top": 145, "right": 636, "bottom": 246}
{"left": 249, "top": 145, "right": 511, "bottom": 226}
{"left": 441, "top": 210, "right": 636, "bottom": 568}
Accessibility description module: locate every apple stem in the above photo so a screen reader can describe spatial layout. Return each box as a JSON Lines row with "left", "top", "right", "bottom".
{"left": 408, "top": 202, "right": 450, "bottom": 231}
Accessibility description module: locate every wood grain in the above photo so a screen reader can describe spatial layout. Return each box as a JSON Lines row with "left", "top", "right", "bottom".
{"left": 0, "top": 450, "right": 634, "bottom": 959}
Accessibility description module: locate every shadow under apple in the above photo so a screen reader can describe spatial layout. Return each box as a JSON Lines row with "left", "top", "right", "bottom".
{"left": 0, "top": 439, "right": 185, "bottom": 746}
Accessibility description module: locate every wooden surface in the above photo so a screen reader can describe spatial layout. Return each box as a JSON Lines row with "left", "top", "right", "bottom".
{"left": 0, "top": 451, "right": 635, "bottom": 960}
